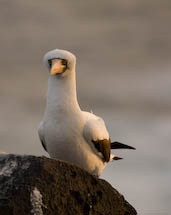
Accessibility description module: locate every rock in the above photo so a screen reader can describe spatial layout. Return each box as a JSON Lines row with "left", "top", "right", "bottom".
{"left": 0, "top": 154, "right": 137, "bottom": 215}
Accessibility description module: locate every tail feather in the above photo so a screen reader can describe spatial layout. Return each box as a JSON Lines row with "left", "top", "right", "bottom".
{"left": 110, "top": 154, "right": 123, "bottom": 161}
{"left": 113, "top": 156, "right": 123, "bottom": 160}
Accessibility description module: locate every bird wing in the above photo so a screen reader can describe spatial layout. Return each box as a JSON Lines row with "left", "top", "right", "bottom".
{"left": 38, "top": 121, "right": 47, "bottom": 152}
{"left": 111, "top": 141, "right": 136, "bottom": 150}
{"left": 82, "top": 111, "right": 111, "bottom": 162}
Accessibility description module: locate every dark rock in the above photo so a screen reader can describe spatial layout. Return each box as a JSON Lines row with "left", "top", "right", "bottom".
{"left": 0, "top": 154, "right": 137, "bottom": 215}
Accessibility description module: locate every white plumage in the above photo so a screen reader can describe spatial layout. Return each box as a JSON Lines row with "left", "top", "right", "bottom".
{"left": 38, "top": 49, "right": 135, "bottom": 177}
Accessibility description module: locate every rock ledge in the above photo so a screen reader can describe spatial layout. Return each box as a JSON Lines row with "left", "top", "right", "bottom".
{"left": 0, "top": 154, "right": 137, "bottom": 215}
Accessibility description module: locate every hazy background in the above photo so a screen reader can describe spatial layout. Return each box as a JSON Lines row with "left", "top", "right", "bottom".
{"left": 0, "top": 0, "right": 171, "bottom": 214}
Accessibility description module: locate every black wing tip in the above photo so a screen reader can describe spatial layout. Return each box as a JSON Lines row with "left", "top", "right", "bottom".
{"left": 111, "top": 141, "right": 136, "bottom": 150}
{"left": 41, "top": 140, "right": 47, "bottom": 152}
{"left": 126, "top": 145, "right": 136, "bottom": 150}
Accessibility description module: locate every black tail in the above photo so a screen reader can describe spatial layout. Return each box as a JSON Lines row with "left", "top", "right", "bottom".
{"left": 111, "top": 141, "right": 136, "bottom": 150}
{"left": 113, "top": 156, "right": 123, "bottom": 160}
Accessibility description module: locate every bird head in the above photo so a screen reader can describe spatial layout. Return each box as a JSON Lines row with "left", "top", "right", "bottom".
{"left": 43, "top": 49, "right": 76, "bottom": 78}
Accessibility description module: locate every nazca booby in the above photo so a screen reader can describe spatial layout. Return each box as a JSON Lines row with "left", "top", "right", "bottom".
{"left": 38, "top": 49, "right": 135, "bottom": 177}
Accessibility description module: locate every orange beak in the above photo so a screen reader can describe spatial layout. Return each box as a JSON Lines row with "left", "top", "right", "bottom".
{"left": 50, "top": 59, "right": 65, "bottom": 75}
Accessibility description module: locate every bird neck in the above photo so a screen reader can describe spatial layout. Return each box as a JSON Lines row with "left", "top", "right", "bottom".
{"left": 45, "top": 70, "right": 81, "bottom": 115}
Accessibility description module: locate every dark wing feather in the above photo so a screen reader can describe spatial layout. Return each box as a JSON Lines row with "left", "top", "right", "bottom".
{"left": 40, "top": 139, "right": 47, "bottom": 152}
{"left": 111, "top": 141, "right": 135, "bottom": 150}
{"left": 92, "top": 139, "right": 111, "bottom": 162}
{"left": 38, "top": 122, "right": 47, "bottom": 152}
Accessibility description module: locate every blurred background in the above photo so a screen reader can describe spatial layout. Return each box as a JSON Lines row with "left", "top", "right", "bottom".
{"left": 0, "top": 0, "right": 171, "bottom": 213}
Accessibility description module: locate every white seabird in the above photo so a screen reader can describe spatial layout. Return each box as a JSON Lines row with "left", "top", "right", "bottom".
{"left": 38, "top": 49, "right": 135, "bottom": 177}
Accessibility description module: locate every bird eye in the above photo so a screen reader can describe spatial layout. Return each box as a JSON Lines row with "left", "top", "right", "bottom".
{"left": 48, "top": 60, "right": 52, "bottom": 68}
{"left": 48, "top": 58, "right": 68, "bottom": 70}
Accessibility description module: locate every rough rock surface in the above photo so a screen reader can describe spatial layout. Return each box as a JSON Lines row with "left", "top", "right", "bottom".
{"left": 0, "top": 154, "right": 137, "bottom": 215}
